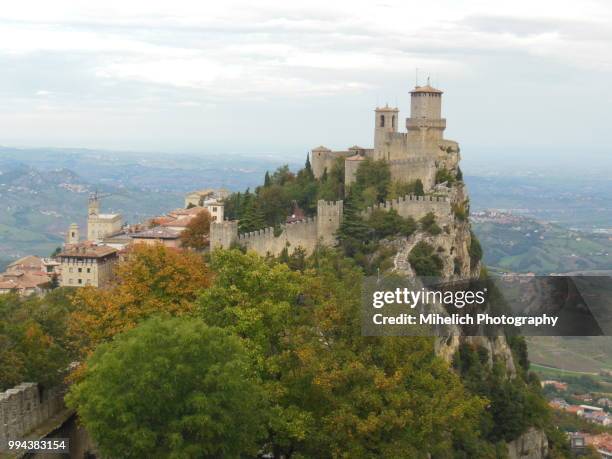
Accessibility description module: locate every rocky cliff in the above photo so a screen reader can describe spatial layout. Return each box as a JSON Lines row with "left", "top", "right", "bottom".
{"left": 389, "top": 179, "right": 548, "bottom": 458}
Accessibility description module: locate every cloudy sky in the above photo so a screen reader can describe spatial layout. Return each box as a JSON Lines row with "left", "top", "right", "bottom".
{"left": 0, "top": 0, "right": 611, "bottom": 159}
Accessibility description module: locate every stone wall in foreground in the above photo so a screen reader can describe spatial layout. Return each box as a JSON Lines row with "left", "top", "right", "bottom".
{"left": 0, "top": 383, "right": 65, "bottom": 451}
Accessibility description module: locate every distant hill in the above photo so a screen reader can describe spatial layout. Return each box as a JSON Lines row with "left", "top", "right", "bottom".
{"left": 0, "top": 161, "right": 182, "bottom": 268}
{"left": 527, "top": 337, "right": 612, "bottom": 374}
{"left": 471, "top": 215, "right": 611, "bottom": 274}
{"left": 0, "top": 147, "right": 283, "bottom": 269}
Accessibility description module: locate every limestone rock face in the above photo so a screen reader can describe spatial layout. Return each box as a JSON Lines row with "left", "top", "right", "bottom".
{"left": 390, "top": 177, "right": 518, "bottom": 373}
{"left": 506, "top": 428, "right": 548, "bottom": 459}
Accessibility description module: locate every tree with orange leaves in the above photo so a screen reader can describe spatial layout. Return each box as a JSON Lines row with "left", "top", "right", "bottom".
{"left": 179, "top": 209, "right": 212, "bottom": 250}
{"left": 69, "top": 243, "right": 210, "bottom": 357}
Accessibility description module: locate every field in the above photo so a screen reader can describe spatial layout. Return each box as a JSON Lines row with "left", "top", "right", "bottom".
{"left": 528, "top": 337, "right": 612, "bottom": 374}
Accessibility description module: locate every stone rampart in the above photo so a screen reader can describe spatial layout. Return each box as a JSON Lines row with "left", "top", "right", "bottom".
{"left": 0, "top": 383, "right": 65, "bottom": 451}
{"left": 238, "top": 217, "right": 319, "bottom": 256}
{"left": 362, "top": 194, "right": 451, "bottom": 224}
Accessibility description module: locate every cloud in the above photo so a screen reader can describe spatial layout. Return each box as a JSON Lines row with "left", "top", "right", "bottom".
{"left": 0, "top": 0, "right": 610, "bottom": 152}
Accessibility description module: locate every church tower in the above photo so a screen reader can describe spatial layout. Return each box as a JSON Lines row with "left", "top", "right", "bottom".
{"left": 66, "top": 223, "right": 80, "bottom": 245}
{"left": 88, "top": 192, "right": 100, "bottom": 217}
{"left": 406, "top": 80, "right": 446, "bottom": 150}
{"left": 373, "top": 104, "right": 399, "bottom": 159}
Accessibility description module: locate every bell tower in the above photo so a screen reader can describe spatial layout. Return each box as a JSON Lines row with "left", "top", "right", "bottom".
{"left": 66, "top": 223, "right": 80, "bottom": 245}
{"left": 373, "top": 104, "right": 399, "bottom": 159}
{"left": 88, "top": 192, "right": 100, "bottom": 216}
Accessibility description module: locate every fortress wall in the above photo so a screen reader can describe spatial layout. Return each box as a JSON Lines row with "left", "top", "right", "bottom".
{"left": 388, "top": 157, "right": 437, "bottom": 190}
{"left": 213, "top": 200, "right": 343, "bottom": 256}
{"left": 362, "top": 194, "right": 451, "bottom": 224}
{"left": 312, "top": 151, "right": 351, "bottom": 179}
{"left": 239, "top": 218, "right": 319, "bottom": 256}
{"left": 210, "top": 220, "right": 238, "bottom": 250}
{"left": 0, "top": 383, "right": 65, "bottom": 451}
{"left": 344, "top": 159, "right": 362, "bottom": 185}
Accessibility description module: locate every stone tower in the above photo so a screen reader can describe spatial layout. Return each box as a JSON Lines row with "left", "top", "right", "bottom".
{"left": 88, "top": 192, "right": 100, "bottom": 217}
{"left": 316, "top": 200, "right": 343, "bottom": 246}
{"left": 406, "top": 82, "right": 446, "bottom": 150}
{"left": 66, "top": 223, "right": 80, "bottom": 245}
{"left": 373, "top": 105, "right": 399, "bottom": 159}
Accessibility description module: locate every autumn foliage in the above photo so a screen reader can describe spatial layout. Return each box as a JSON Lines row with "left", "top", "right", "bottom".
{"left": 68, "top": 243, "right": 210, "bottom": 356}
{"left": 179, "top": 209, "right": 212, "bottom": 250}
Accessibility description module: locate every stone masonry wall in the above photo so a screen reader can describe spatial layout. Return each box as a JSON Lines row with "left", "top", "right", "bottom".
{"left": 0, "top": 383, "right": 65, "bottom": 451}
{"left": 387, "top": 157, "right": 437, "bottom": 190}
{"left": 211, "top": 195, "right": 450, "bottom": 257}
{"left": 362, "top": 194, "right": 451, "bottom": 224}
{"left": 239, "top": 217, "right": 319, "bottom": 256}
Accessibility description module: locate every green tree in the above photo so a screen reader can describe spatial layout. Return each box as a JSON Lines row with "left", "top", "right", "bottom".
{"left": 353, "top": 158, "right": 391, "bottom": 204}
{"left": 435, "top": 167, "right": 455, "bottom": 185}
{"left": 303, "top": 153, "right": 315, "bottom": 181}
{"left": 199, "top": 249, "right": 488, "bottom": 458}
{"left": 414, "top": 178, "right": 425, "bottom": 196}
{"left": 469, "top": 231, "right": 484, "bottom": 268}
{"left": 420, "top": 212, "right": 442, "bottom": 235}
{"left": 0, "top": 289, "right": 76, "bottom": 390}
{"left": 239, "top": 193, "right": 266, "bottom": 232}
{"left": 336, "top": 191, "right": 372, "bottom": 256}
{"left": 67, "top": 317, "right": 265, "bottom": 459}
{"left": 408, "top": 241, "right": 443, "bottom": 277}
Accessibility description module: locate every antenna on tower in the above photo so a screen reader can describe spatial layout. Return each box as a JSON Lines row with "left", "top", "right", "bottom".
{"left": 415, "top": 68, "right": 419, "bottom": 87}
{"left": 427, "top": 75, "right": 431, "bottom": 86}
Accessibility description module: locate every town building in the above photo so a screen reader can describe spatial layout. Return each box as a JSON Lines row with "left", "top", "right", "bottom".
{"left": 541, "top": 380, "right": 569, "bottom": 391}
{"left": 130, "top": 227, "right": 182, "bottom": 248}
{"left": 0, "top": 271, "right": 51, "bottom": 295}
{"left": 57, "top": 243, "right": 118, "bottom": 288}
{"left": 184, "top": 189, "right": 227, "bottom": 221}
{"left": 86, "top": 192, "right": 123, "bottom": 242}
{"left": 0, "top": 255, "right": 60, "bottom": 296}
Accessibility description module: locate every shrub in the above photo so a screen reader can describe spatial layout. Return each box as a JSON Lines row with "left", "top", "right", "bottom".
{"left": 435, "top": 167, "right": 455, "bottom": 185}
{"left": 408, "top": 241, "right": 443, "bottom": 277}
{"left": 419, "top": 212, "right": 442, "bottom": 235}
{"left": 469, "top": 231, "right": 483, "bottom": 268}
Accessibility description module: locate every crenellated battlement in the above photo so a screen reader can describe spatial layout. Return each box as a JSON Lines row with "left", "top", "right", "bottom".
{"left": 212, "top": 200, "right": 342, "bottom": 256}
{"left": 362, "top": 194, "right": 451, "bottom": 223}
{"left": 238, "top": 217, "right": 317, "bottom": 242}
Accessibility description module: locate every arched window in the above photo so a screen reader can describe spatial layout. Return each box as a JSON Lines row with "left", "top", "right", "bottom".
{"left": 380, "top": 114, "right": 385, "bottom": 127}
{"left": 392, "top": 115, "right": 395, "bottom": 128}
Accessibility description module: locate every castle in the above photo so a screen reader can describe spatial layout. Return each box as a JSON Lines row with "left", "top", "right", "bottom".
{"left": 211, "top": 81, "right": 460, "bottom": 256}
{"left": 311, "top": 80, "right": 460, "bottom": 188}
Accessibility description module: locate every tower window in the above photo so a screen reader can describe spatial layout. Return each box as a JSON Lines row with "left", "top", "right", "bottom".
{"left": 380, "top": 114, "right": 385, "bottom": 127}
{"left": 392, "top": 115, "right": 395, "bottom": 128}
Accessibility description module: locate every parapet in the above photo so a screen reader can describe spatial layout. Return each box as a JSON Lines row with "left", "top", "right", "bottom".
{"left": 0, "top": 383, "right": 66, "bottom": 451}
{"left": 317, "top": 199, "right": 344, "bottom": 217}
{"left": 362, "top": 194, "right": 451, "bottom": 222}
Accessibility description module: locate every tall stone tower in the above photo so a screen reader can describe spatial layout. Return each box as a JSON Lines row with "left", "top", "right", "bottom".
{"left": 406, "top": 82, "right": 446, "bottom": 150}
{"left": 88, "top": 192, "right": 100, "bottom": 217}
{"left": 66, "top": 223, "right": 80, "bottom": 245}
{"left": 373, "top": 105, "right": 399, "bottom": 159}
